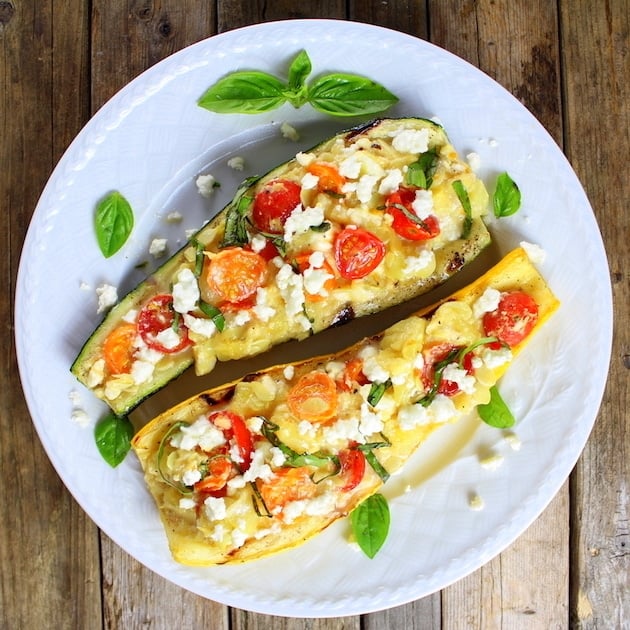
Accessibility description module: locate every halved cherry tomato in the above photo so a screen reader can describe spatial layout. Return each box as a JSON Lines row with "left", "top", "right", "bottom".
{"left": 102, "top": 323, "right": 137, "bottom": 374}
{"left": 251, "top": 179, "right": 302, "bottom": 234}
{"left": 334, "top": 227, "right": 385, "bottom": 280}
{"left": 306, "top": 162, "right": 346, "bottom": 194}
{"left": 338, "top": 448, "right": 366, "bottom": 491}
{"left": 385, "top": 187, "right": 440, "bottom": 241}
{"left": 294, "top": 251, "right": 337, "bottom": 302}
{"left": 137, "top": 294, "right": 192, "bottom": 354}
{"left": 258, "top": 466, "right": 317, "bottom": 512}
{"left": 205, "top": 247, "right": 267, "bottom": 305}
{"left": 482, "top": 291, "right": 539, "bottom": 347}
{"left": 421, "top": 343, "right": 462, "bottom": 396}
{"left": 208, "top": 410, "right": 254, "bottom": 472}
{"left": 287, "top": 371, "right": 338, "bottom": 424}
{"left": 338, "top": 358, "right": 369, "bottom": 392}
{"left": 194, "top": 455, "right": 232, "bottom": 494}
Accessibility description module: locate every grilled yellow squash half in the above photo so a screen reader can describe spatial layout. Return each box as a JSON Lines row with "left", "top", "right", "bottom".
{"left": 72, "top": 118, "right": 491, "bottom": 415}
{"left": 132, "top": 248, "right": 559, "bottom": 566}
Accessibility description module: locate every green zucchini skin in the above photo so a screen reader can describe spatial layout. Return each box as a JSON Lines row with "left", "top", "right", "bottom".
{"left": 71, "top": 118, "right": 491, "bottom": 415}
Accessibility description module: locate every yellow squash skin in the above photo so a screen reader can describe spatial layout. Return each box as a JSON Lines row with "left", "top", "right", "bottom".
{"left": 72, "top": 118, "right": 491, "bottom": 416}
{"left": 132, "top": 248, "right": 559, "bottom": 566}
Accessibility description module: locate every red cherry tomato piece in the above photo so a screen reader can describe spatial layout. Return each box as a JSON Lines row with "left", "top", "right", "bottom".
{"left": 386, "top": 187, "right": 440, "bottom": 241}
{"left": 338, "top": 448, "right": 366, "bottom": 491}
{"left": 208, "top": 410, "right": 254, "bottom": 472}
{"left": 421, "top": 343, "right": 461, "bottom": 396}
{"left": 251, "top": 179, "right": 302, "bottom": 234}
{"left": 194, "top": 455, "right": 232, "bottom": 494}
{"left": 334, "top": 227, "right": 385, "bottom": 280}
{"left": 482, "top": 291, "right": 539, "bottom": 347}
{"left": 137, "top": 294, "right": 192, "bottom": 354}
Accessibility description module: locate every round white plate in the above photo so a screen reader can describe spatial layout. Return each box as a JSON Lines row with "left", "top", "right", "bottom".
{"left": 15, "top": 20, "right": 612, "bottom": 617}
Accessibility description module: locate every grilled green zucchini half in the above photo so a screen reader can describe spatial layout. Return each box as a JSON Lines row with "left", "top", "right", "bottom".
{"left": 71, "top": 118, "right": 491, "bottom": 415}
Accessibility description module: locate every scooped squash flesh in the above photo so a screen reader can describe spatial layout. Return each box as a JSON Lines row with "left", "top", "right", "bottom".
{"left": 72, "top": 118, "right": 491, "bottom": 415}
{"left": 131, "top": 248, "right": 559, "bottom": 566}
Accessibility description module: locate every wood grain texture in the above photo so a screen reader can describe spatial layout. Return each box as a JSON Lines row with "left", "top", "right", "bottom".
{"left": 560, "top": 0, "right": 630, "bottom": 627}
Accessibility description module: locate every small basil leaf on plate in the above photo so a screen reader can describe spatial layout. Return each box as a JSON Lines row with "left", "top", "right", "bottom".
{"left": 351, "top": 493, "right": 390, "bottom": 559}
{"left": 477, "top": 385, "right": 516, "bottom": 428}
{"left": 493, "top": 172, "right": 521, "bottom": 217}
{"left": 95, "top": 191, "right": 134, "bottom": 258}
{"left": 308, "top": 73, "right": 399, "bottom": 116}
{"left": 198, "top": 71, "right": 287, "bottom": 114}
{"left": 95, "top": 413, "right": 134, "bottom": 467}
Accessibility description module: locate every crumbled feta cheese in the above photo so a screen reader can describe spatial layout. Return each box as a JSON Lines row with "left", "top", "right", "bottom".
{"left": 359, "top": 402, "right": 384, "bottom": 436}
{"left": 283, "top": 365, "right": 295, "bottom": 381}
{"left": 398, "top": 403, "right": 431, "bottom": 430}
{"left": 472, "top": 287, "right": 502, "bottom": 318}
{"left": 71, "top": 408, "right": 92, "bottom": 428}
{"left": 242, "top": 448, "right": 274, "bottom": 482}
{"left": 411, "top": 189, "right": 434, "bottom": 219}
{"left": 166, "top": 211, "right": 183, "bottom": 223}
{"left": 252, "top": 288, "right": 276, "bottom": 322}
{"left": 403, "top": 249, "right": 435, "bottom": 276}
{"left": 282, "top": 492, "right": 337, "bottom": 524}
{"left": 431, "top": 394, "right": 457, "bottom": 423}
{"left": 179, "top": 498, "right": 196, "bottom": 510}
{"left": 442, "top": 363, "right": 477, "bottom": 395}
{"left": 231, "top": 527, "right": 248, "bottom": 548}
{"left": 391, "top": 128, "right": 430, "bottom": 154}
{"left": 172, "top": 267, "right": 199, "bottom": 313}
{"left": 122, "top": 309, "right": 138, "bottom": 324}
{"left": 210, "top": 525, "right": 225, "bottom": 542}
{"left": 469, "top": 493, "right": 485, "bottom": 511}
{"left": 196, "top": 173, "right": 219, "bottom": 198}
{"left": 170, "top": 416, "right": 226, "bottom": 451}
{"left": 356, "top": 174, "right": 379, "bottom": 203}
{"left": 247, "top": 416, "right": 264, "bottom": 433}
{"left": 269, "top": 446, "right": 287, "bottom": 467}
{"left": 301, "top": 172, "right": 319, "bottom": 190}
{"left": 182, "top": 468, "right": 202, "bottom": 486}
{"left": 130, "top": 359, "right": 155, "bottom": 384}
{"left": 87, "top": 359, "right": 106, "bottom": 387}
{"left": 96, "top": 283, "right": 118, "bottom": 314}
{"left": 154, "top": 326, "right": 181, "bottom": 350}
{"left": 227, "top": 475, "right": 246, "bottom": 490}
{"left": 324, "top": 361, "right": 346, "bottom": 381}
{"left": 204, "top": 496, "right": 227, "bottom": 521}
{"left": 233, "top": 310, "right": 252, "bottom": 327}
{"left": 480, "top": 346, "right": 513, "bottom": 369}
{"left": 479, "top": 452, "right": 504, "bottom": 471}
{"left": 79, "top": 281, "right": 91, "bottom": 291}
{"left": 504, "top": 431, "right": 522, "bottom": 451}
{"left": 358, "top": 345, "right": 390, "bottom": 383}
{"left": 298, "top": 420, "right": 317, "bottom": 437}
{"left": 249, "top": 233, "right": 267, "bottom": 253}
{"left": 295, "top": 151, "right": 315, "bottom": 167}
{"left": 303, "top": 265, "right": 333, "bottom": 297}
{"left": 69, "top": 390, "right": 81, "bottom": 406}
{"left": 520, "top": 240, "right": 547, "bottom": 265}
{"left": 227, "top": 156, "right": 245, "bottom": 171}
{"left": 275, "top": 263, "right": 306, "bottom": 318}
{"left": 378, "top": 169, "right": 404, "bottom": 196}
{"left": 149, "top": 237, "right": 167, "bottom": 258}
{"left": 283, "top": 204, "right": 325, "bottom": 243}
{"left": 339, "top": 155, "right": 362, "bottom": 179}
{"left": 183, "top": 313, "right": 217, "bottom": 338}
{"left": 280, "top": 122, "right": 300, "bottom": 141}
{"left": 323, "top": 417, "right": 363, "bottom": 444}
{"left": 466, "top": 151, "right": 481, "bottom": 172}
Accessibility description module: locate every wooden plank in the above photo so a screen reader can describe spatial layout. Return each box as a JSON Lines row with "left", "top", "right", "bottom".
{"left": 429, "top": 2, "right": 570, "bottom": 627}
{"left": 0, "top": 0, "right": 101, "bottom": 629}
{"left": 559, "top": 0, "right": 630, "bottom": 626}
{"left": 231, "top": 609, "right": 360, "bottom": 630}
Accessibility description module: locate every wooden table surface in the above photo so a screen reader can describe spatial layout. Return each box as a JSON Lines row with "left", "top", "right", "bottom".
{"left": 2, "top": 1, "right": 628, "bottom": 628}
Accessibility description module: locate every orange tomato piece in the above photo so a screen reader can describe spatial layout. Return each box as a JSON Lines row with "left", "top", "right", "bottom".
{"left": 194, "top": 455, "right": 233, "bottom": 494}
{"left": 287, "top": 371, "right": 338, "bottom": 423}
{"left": 294, "top": 251, "right": 338, "bottom": 302}
{"left": 205, "top": 247, "right": 267, "bottom": 305}
{"left": 306, "top": 162, "right": 346, "bottom": 194}
{"left": 102, "top": 323, "right": 137, "bottom": 374}
{"left": 258, "top": 466, "right": 318, "bottom": 512}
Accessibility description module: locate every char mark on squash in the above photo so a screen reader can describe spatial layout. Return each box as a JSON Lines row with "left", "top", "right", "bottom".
{"left": 345, "top": 119, "right": 382, "bottom": 143}
{"left": 447, "top": 252, "right": 465, "bottom": 272}
{"left": 331, "top": 305, "right": 355, "bottom": 327}
{"left": 200, "top": 389, "right": 234, "bottom": 406}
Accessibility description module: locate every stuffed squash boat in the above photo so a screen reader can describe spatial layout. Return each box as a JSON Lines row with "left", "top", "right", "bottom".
{"left": 72, "top": 118, "right": 491, "bottom": 415}
{"left": 132, "top": 248, "right": 559, "bottom": 565}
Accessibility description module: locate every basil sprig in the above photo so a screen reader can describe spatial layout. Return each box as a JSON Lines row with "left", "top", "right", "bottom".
{"left": 94, "top": 412, "right": 134, "bottom": 467}
{"left": 95, "top": 191, "right": 134, "bottom": 258}
{"left": 198, "top": 50, "right": 398, "bottom": 117}
{"left": 351, "top": 493, "right": 390, "bottom": 559}
{"left": 220, "top": 177, "right": 260, "bottom": 248}
{"left": 452, "top": 179, "right": 473, "bottom": 239}
{"left": 493, "top": 172, "right": 522, "bottom": 217}
{"left": 477, "top": 385, "right": 516, "bottom": 428}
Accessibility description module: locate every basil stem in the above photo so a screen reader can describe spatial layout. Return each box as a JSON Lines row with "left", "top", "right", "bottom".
{"left": 95, "top": 191, "right": 134, "bottom": 258}
{"left": 456, "top": 336, "right": 499, "bottom": 368}
{"left": 452, "top": 179, "right": 473, "bottom": 239}
{"left": 493, "top": 172, "right": 522, "bottom": 217}
{"left": 198, "top": 300, "right": 226, "bottom": 332}
{"left": 156, "top": 421, "right": 193, "bottom": 495}
{"left": 285, "top": 49, "right": 311, "bottom": 108}
{"left": 367, "top": 379, "right": 392, "bottom": 407}
{"left": 94, "top": 413, "right": 134, "bottom": 468}
{"left": 351, "top": 493, "right": 390, "bottom": 559}
{"left": 417, "top": 347, "right": 461, "bottom": 407}
{"left": 477, "top": 385, "right": 516, "bottom": 428}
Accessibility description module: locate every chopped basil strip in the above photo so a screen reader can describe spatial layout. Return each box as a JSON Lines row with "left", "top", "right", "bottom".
{"left": 406, "top": 148, "right": 439, "bottom": 188}
{"left": 156, "top": 421, "right": 193, "bottom": 494}
{"left": 477, "top": 386, "right": 516, "bottom": 428}
{"left": 220, "top": 177, "right": 260, "bottom": 248}
{"left": 390, "top": 202, "right": 432, "bottom": 231}
{"left": 189, "top": 237, "right": 205, "bottom": 277}
{"left": 358, "top": 440, "right": 391, "bottom": 482}
{"left": 367, "top": 379, "right": 392, "bottom": 407}
{"left": 250, "top": 482, "right": 272, "bottom": 518}
{"left": 198, "top": 300, "right": 226, "bottom": 332}
{"left": 417, "top": 347, "right": 460, "bottom": 407}
{"left": 310, "top": 221, "right": 332, "bottom": 233}
{"left": 456, "top": 336, "right": 499, "bottom": 367}
{"left": 452, "top": 179, "right": 473, "bottom": 239}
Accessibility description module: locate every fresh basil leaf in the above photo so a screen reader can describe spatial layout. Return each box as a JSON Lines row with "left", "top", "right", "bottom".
{"left": 94, "top": 413, "right": 134, "bottom": 467}
{"left": 477, "top": 385, "right": 516, "bottom": 428}
{"left": 493, "top": 172, "right": 522, "bottom": 217}
{"left": 198, "top": 71, "right": 287, "bottom": 114}
{"left": 406, "top": 148, "right": 439, "bottom": 188}
{"left": 220, "top": 179, "right": 258, "bottom": 248}
{"left": 351, "top": 494, "right": 390, "bottom": 559}
{"left": 95, "top": 191, "right": 134, "bottom": 258}
{"left": 308, "top": 73, "right": 399, "bottom": 116}
{"left": 198, "top": 300, "right": 225, "bottom": 332}
{"left": 362, "top": 449, "right": 390, "bottom": 483}
{"left": 285, "top": 50, "right": 311, "bottom": 108}
{"left": 452, "top": 179, "right": 473, "bottom": 239}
